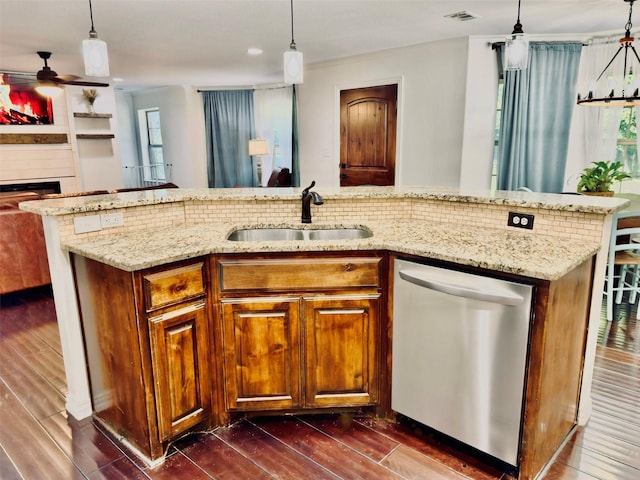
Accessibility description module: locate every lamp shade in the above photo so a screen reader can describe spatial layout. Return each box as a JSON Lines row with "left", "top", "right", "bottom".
{"left": 249, "top": 139, "right": 269, "bottom": 156}
{"left": 504, "top": 33, "right": 529, "bottom": 70}
{"left": 83, "top": 37, "right": 110, "bottom": 77}
{"left": 284, "top": 49, "right": 303, "bottom": 84}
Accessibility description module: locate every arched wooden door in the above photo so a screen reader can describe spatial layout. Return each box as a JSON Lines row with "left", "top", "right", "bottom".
{"left": 340, "top": 84, "right": 397, "bottom": 186}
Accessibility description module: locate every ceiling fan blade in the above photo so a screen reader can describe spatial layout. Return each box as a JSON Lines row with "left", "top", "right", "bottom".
{"left": 54, "top": 74, "right": 80, "bottom": 82}
{"left": 58, "top": 79, "right": 110, "bottom": 87}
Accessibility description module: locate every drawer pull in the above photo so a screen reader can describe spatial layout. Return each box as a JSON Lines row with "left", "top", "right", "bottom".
{"left": 343, "top": 263, "right": 356, "bottom": 272}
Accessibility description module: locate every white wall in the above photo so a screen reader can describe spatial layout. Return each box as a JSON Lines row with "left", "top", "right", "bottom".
{"left": 115, "top": 92, "right": 140, "bottom": 188}
{"left": 64, "top": 85, "right": 123, "bottom": 192}
{"left": 119, "top": 37, "right": 500, "bottom": 190}
{"left": 298, "top": 37, "right": 477, "bottom": 189}
{"left": 117, "top": 35, "right": 594, "bottom": 192}
{"left": 131, "top": 86, "right": 208, "bottom": 188}
{"left": 460, "top": 37, "right": 501, "bottom": 190}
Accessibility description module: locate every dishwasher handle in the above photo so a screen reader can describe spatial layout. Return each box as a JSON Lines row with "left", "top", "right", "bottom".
{"left": 399, "top": 269, "right": 525, "bottom": 306}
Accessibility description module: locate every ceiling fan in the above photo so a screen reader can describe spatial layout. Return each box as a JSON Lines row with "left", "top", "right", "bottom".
{"left": 34, "top": 51, "right": 109, "bottom": 88}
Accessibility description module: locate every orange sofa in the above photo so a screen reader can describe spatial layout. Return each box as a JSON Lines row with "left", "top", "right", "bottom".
{"left": 0, "top": 192, "right": 51, "bottom": 294}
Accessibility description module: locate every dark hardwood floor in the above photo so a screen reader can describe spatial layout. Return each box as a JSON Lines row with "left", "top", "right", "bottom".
{"left": 0, "top": 286, "right": 638, "bottom": 479}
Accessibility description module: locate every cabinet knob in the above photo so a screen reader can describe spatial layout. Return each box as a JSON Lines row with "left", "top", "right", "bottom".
{"left": 343, "top": 263, "right": 356, "bottom": 272}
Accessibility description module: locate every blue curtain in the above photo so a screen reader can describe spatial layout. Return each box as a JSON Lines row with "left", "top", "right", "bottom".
{"left": 497, "top": 42, "right": 582, "bottom": 193}
{"left": 203, "top": 90, "right": 257, "bottom": 187}
{"left": 291, "top": 85, "right": 300, "bottom": 187}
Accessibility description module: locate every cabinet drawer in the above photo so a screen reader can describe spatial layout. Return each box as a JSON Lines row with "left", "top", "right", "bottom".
{"left": 219, "top": 257, "right": 381, "bottom": 292}
{"left": 143, "top": 262, "right": 206, "bottom": 310}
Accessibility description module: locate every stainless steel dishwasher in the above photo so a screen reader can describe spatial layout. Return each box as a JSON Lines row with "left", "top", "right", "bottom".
{"left": 392, "top": 258, "right": 533, "bottom": 467}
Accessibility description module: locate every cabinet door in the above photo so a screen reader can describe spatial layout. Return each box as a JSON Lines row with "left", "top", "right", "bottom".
{"left": 149, "top": 302, "right": 211, "bottom": 441}
{"left": 303, "top": 294, "right": 380, "bottom": 407}
{"left": 221, "top": 297, "right": 301, "bottom": 411}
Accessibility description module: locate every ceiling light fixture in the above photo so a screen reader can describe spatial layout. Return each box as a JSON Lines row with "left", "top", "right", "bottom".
{"left": 504, "top": 0, "right": 529, "bottom": 70}
{"left": 284, "top": 0, "right": 303, "bottom": 84}
{"left": 35, "top": 81, "right": 63, "bottom": 97}
{"left": 82, "top": 0, "right": 110, "bottom": 77}
{"left": 578, "top": 0, "right": 640, "bottom": 106}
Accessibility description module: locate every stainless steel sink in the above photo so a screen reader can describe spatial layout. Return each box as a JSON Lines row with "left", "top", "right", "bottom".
{"left": 306, "top": 228, "right": 372, "bottom": 240}
{"left": 226, "top": 227, "right": 372, "bottom": 242}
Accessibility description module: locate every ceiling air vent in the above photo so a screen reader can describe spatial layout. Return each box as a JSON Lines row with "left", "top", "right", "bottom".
{"left": 444, "top": 11, "right": 480, "bottom": 22}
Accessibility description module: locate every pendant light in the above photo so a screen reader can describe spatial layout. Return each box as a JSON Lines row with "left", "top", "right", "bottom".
{"left": 82, "top": 0, "right": 110, "bottom": 77}
{"left": 578, "top": 0, "right": 640, "bottom": 106}
{"left": 284, "top": 0, "right": 303, "bottom": 84}
{"left": 504, "top": 0, "right": 529, "bottom": 70}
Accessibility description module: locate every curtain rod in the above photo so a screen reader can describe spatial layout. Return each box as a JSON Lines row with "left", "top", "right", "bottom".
{"left": 490, "top": 41, "right": 587, "bottom": 50}
{"left": 197, "top": 85, "right": 292, "bottom": 93}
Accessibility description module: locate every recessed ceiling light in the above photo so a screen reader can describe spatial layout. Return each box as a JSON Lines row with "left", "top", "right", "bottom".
{"left": 112, "top": 77, "right": 124, "bottom": 82}
{"left": 248, "top": 47, "right": 263, "bottom": 55}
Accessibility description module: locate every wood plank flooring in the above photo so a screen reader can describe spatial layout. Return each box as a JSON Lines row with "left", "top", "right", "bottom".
{"left": 0, "top": 286, "right": 638, "bottom": 479}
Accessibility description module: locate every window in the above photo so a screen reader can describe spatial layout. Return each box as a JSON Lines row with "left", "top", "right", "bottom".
{"left": 136, "top": 108, "right": 169, "bottom": 186}
{"left": 492, "top": 88, "right": 638, "bottom": 192}
{"left": 617, "top": 106, "right": 637, "bottom": 178}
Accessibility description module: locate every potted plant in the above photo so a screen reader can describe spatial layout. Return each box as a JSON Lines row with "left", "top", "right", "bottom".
{"left": 577, "top": 160, "right": 630, "bottom": 196}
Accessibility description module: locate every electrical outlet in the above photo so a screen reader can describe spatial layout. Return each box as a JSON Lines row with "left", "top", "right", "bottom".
{"left": 101, "top": 212, "right": 124, "bottom": 228}
{"left": 508, "top": 211, "right": 534, "bottom": 230}
{"left": 74, "top": 215, "right": 102, "bottom": 234}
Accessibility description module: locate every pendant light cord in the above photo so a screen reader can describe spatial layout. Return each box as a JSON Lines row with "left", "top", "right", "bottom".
{"left": 289, "top": 0, "right": 297, "bottom": 50}
{"left": 512, "top": 0, "right": 524, "bottom": 34}
{"left": 88, "top": 0, "right": 97, "bottom": 36}
{"left": 626, "top": 0, "right": 635, "bottom": 36}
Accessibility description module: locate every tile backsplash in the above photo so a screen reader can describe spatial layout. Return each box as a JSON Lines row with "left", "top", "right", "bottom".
{"left": 56, "top": 196, "right": 605, "bottom": 246}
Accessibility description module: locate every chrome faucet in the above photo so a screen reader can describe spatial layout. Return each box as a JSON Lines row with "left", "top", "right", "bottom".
{"left": 301, "top": 181, "right": 324, "bottom": 223}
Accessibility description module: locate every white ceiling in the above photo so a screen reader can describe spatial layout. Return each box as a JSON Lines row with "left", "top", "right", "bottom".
{"left": 0, "top": 0, "right": 631, "bottom": 92}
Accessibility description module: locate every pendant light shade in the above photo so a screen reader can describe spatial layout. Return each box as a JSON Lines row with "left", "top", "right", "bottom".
{"left": 284, "top": 0, "right": 303, "bottom": 84}
{"left": 504, "top": 0, "right": 529, "bottom": 70}
{"left": 82, "top": 0, "right": 109, "bottom": 77}
{"left": 284, "top": 49, "right": 303, "bottom": 84}
{"left": 578, "top": 0, "right": 640, "bottom": 106}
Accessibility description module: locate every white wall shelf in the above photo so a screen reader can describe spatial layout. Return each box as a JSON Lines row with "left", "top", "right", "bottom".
{"left": 76, "top": 133, "right": 116, "bottom": 140}
{"left": 73, "top": 112, "right": 113, "bottom": 119}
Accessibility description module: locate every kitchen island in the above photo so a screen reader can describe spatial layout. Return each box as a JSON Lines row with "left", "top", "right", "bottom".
{"left": 21, "top": 186, "right": 627, "bottom": 479}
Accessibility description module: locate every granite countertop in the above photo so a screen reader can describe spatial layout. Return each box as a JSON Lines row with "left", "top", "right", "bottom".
{"left": 62, "top": 219, "right": 600, "bottom": 281}
{"left": 20, "top": 186, "right": 630, "bottom": 216}
{"left": 25, "top": 186, "right": 612, "bottom": 280}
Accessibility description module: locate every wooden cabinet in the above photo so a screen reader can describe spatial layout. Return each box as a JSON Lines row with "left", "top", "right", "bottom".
{"left": 73, "top": 255, "right": 212, "bottom": 463}
{"left": 303, "top": 294, "right": 379, "bottom": 407}
{"left": 221, "top": 297, "right": 301, "bottom": 410}
{"left": 148, "top": 302, "right": 210, "bottom": 441}
{"left": 216, "top": 253, "right": 385, "bottom": 413}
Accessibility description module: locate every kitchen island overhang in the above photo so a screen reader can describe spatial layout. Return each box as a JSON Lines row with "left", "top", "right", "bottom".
{"left": 20, "top": 186, "right": 627, "bottom": 478}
